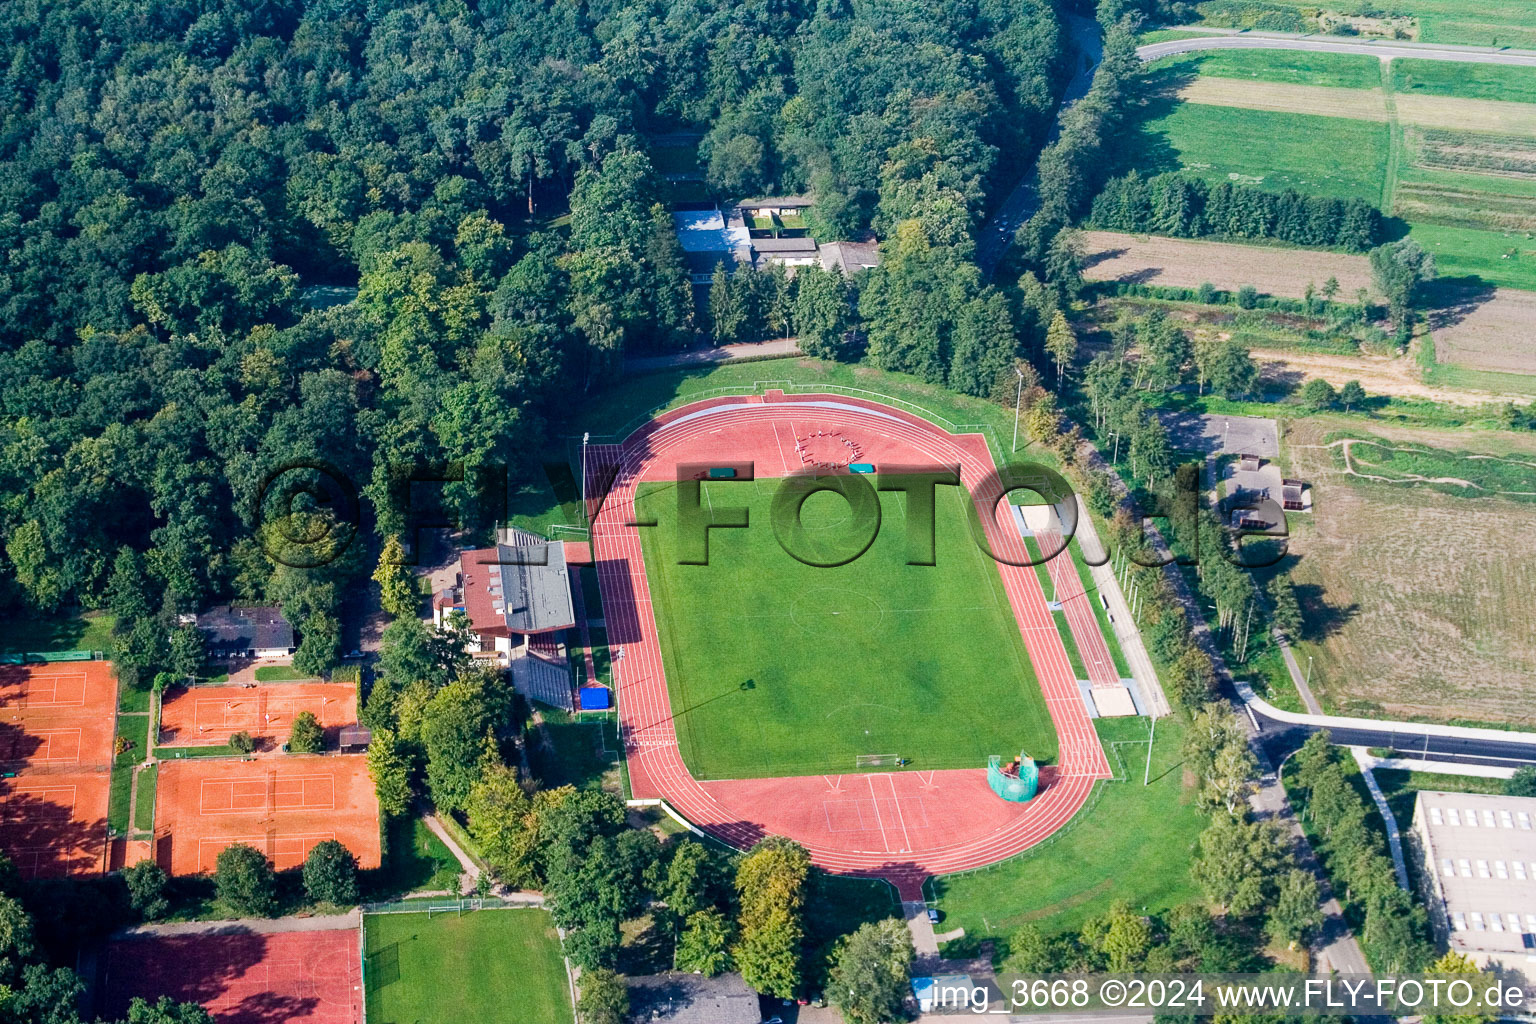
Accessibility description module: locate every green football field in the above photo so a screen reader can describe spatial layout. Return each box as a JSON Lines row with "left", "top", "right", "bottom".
{"left": 364, "top": 909, "right": 572, "bottom": 1024}
{"left": 634, "top": 476, "right": 1058, "bottom": 780}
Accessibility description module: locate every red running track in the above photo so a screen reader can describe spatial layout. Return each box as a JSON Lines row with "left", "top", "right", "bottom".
{"left": 1038, "top": 529, "right": 1123, "bottom": 689}
{"left": 589, "top": 393, "right": 1111, "bottom": 899}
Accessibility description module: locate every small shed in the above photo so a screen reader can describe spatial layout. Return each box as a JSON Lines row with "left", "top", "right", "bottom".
{"left": 338, "top": 726, "right": 372, "bottom": 752}
{"left": 912, "top": 974, "right": 977, "bottom": 1013}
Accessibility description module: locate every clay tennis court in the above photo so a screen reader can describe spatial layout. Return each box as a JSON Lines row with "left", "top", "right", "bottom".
{"left": 153, "top": 756, "right": 380, "bottom": 875}
{"left": 103, "top": 926, "right": 362, "bottom": 1024}
{"left": 0, "top": 662, "right": 116, "bottom": 877}
{"left": 158, "top": 684, "right": 358, "bottom": 749}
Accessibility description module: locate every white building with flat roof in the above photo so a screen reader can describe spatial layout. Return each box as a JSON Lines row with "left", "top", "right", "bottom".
{"left": 1410, "top": 790, "right": 1536, "bottom": 974}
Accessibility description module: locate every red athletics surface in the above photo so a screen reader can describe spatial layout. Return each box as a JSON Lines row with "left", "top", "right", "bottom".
{"left": 102, "top": 927, "right": 362, "bottom": 1024}
{"left": 589, "top": 393, "right": 1112, "bottom": 899}
{"left": 0, "top": 663, "right": 116, "bottom": 878}
{"left": 1038, "top": 529, "right": 1123, "bottom": 689}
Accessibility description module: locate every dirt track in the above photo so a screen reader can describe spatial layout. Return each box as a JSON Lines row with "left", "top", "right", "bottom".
{"left": 1249, "top": 347, "right": 1524, "bottom": 406}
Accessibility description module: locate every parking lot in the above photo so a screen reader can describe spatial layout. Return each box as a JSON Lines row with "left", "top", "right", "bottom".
{"left": 1159, "top": 411, "right": 1279, "bottom": 458}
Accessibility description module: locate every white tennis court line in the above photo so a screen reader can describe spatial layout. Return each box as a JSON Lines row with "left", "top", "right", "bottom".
{"left": 0, "top": 673, "right": 88, "bottom": 708}
{"left": 2, "top": 784, "right": 79, "bottom": 820}
{"left": 198, "top": 776, "right": 270, "bottom": 813}
{"left": 198, "top": 774, "right": 337, "bottom": 815}
{"left": 275, "top": 775, "right": 336, "bottom": 811}
{"left": 10, "top": 727, "right": 83, "bottom": 763}
{"left": 196, "top": 831, "right": 337, "bottom": 872}
{"left": 192, "top": 696, "right": 323, "bottom": 729}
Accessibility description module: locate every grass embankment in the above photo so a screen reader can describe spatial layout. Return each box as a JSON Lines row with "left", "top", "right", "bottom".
{"left": 252, "top": 665, "right": 316, "bottom": 682}
{"left": 132, "top": 764, "right": 158, "bottom": 833}
{"left": 108, "top": 714, "right": 149, "bottom": 834}
{"left": 526, "top": 706, "right": 620, "bottom": 792}
{"left": 928, "top": 715, "right": 1204, "bottom": 953}
{"left": 367, "top": 816, "right": 465, "bottom": 897}
{"left": 0, "top": 610, "right": 115, "bottom": 655}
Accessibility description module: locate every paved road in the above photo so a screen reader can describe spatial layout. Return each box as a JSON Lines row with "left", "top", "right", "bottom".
{"left": 1139, "top": 28, "right": 1536, "bottom": 66}
{"left": 977, "top": 14, "right": 1104, "bottom": 277}
{"left": 1238, "top": 682, "right": 1536, "bottom": 765}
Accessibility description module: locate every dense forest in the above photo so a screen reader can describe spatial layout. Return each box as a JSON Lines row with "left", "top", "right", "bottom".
{"left": 0, "top": 0, "right": 1088, "bottom": 644}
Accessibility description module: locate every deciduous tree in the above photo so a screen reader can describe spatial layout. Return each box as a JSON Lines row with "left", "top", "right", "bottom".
{"left": 827, "top": 919, "right": 914, "bottom": 1024}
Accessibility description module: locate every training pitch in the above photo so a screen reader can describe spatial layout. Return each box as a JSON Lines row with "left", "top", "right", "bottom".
{"left": 364, "top": 909, "right": 572, "bottom": 1024}
{"left": 635, "top": 476, "right": 1057, "bottom": 779}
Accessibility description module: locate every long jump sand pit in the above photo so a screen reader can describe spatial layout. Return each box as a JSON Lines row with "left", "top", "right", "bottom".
{"left": 0, "top": 662, "right": 117, "bottom": 877}
{"left": 159, "top": 684, "right": 358, "bottom": 749}
{"left": 103, "top": 927, "right": 362, "bottom": 1024}
{"left": 1081, "top": 231, "right": 1377, "bottom": 300}
{"left": 154, "top": 756, "right": 380, "bottom": 875}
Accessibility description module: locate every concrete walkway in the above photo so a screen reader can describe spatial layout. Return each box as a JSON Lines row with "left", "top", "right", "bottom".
{"left": 902, "top": 901, "right": 940, "bottom": 964}
{"left": 1071, "top": 457, "right": 1172, "bottom": 716}
{"left": 116, "top": 910, "right": 360, "bottom": 939}
{"left": 1274, "top": 631, "right": 1324, "bottom": 715}
{"left": 623, "top": 338, "right": 800, "bottom": 374}
{"left": 1365, "top": 756, "right": 1518, "bottom": 779}
{"left": 1349, "top": 747, "right": 1410, "bottom": 889}
{"left": 422, "top": 813, "right": 482, "bottom": 895}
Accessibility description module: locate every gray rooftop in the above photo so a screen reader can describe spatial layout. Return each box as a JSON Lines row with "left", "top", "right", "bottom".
{"left": 1413, "top": 791, "right": 1536, "bottom": 956}
{"left": 737, "top": 195, "right": 813, "bottom": 210}
{"left": 196, "top": 606, "right": 294, "bottom": 653}
{"left": 496, "top": 536, "right": 574, "bottom": 634}
{"left": 751, "top": 236, "right": 818, "bottom": 254}
{"left": 818, "top": 240, "right": 881, "bottom": 275}
{"left": 625, "top": 973, "right": 759, "bottom": 1024}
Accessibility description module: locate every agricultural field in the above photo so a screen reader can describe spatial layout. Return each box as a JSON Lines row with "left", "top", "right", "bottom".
{"left": 1129, "top": 47, "right": 1536, "bottom": 356}
{"left": 1117, "top": 99, "right": 1390, "bottom": 200}
{"left": 1424, "top": 281, "right": 1536, "bottom": 380}
{"left": 634, "top": 475, "right": 1058, "bottom": 779}
{"left": 1280, "top": 418, "right": 1536, "bottom": 726}
{"left": 1393, "top": 59, "right": 1536, "bottom": 106}
{"left": 1151, "top": 48, "right": 1385, "bottom": 90}
{"left": 1081, "top": 230, "right": 1377, "bottom": 299}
